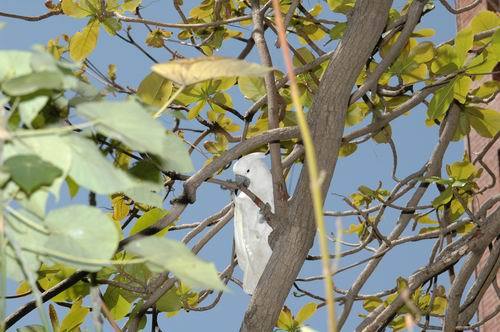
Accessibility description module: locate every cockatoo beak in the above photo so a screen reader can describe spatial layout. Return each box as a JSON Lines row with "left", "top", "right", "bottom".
{"left": 235, "top": 175, "right": 250, "bottom": 194}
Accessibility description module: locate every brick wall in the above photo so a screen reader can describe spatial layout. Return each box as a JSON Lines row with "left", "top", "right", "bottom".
{"left": 456, "top": 1, "right": 499, "bottom": 331}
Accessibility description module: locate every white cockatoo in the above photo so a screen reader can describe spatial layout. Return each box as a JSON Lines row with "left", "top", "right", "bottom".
{"left": 232, "top": 152, "right": 274, "bottom": 294}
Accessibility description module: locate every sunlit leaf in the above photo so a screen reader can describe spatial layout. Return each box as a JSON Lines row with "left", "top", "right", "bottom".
{"left": 137, "top": 72, "right": 173, "bottom": 107}
{"left": 453, "top": 75, "right": 472, "bottom": 104}
{"left": 295, "top": 303, "right": 318, "bottom": 324}
{"left": 454, "top": 27, "right": 473, "bottom": 66}
{"left": 465, "top": 107, "right": 500, "bottom": 138}
{"left": 61, "top": 0, "right": 91, "bottom": 18}
{"left": 59, "top": 299, "right": 89, "bottom": 332}
{"left": 238, "top": 76, "right": 266, "bottom": 101}
{"left": 152, "top": 57, "right": 272, "bottom": 86}
{"left": 339, "top": 142, "right": 357, "bottom": 157}
{"left": 129, "top": 208, "right": 170, "bottom": 236}
{"left": 427, "top": 80, "right": 455, "bottom": 120}
{"left": 69, "top": 20, "right": 100, "bottom": 61}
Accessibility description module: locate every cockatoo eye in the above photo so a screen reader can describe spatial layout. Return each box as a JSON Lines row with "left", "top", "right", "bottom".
{"left": 246, "top": 169, "right": 250, "bottom": 173}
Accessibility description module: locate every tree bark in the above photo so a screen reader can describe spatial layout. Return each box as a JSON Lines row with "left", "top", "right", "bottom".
{"left": 240, "top": 1, "right": 393, "bottom": 331}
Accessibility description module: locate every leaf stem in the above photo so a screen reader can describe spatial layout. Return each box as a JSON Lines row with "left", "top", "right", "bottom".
{"left": 270, "top": 1, "right": 337, "bottom": 331}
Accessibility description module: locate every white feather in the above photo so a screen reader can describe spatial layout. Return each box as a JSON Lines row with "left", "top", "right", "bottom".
{"left": 233, "top": 153, "right": 274, "bottom": 294}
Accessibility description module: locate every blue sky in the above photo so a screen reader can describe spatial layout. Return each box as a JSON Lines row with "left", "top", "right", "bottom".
{"left": 1, "top": 1, "right": 465, "bottom": 331}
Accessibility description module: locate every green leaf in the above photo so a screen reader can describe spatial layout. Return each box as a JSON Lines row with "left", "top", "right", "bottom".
{"left": 329, "top": 22, "right": 347, "bottom": 40}
{"left": 431, "top": 45, "right": 458, "bottom": 75}
{"left": 432, "top": 187, "right": 453, "bottom": 208}
{"left": 453, "top": 76, "right": 472, "bottom": 104}
{"left": 59, "top": 299, "right": 89, "bottom": 332}
{"left": 137, "top": 72, "right": 173, "bottom": 107}
{"left": 103, "top": 286, "right": 133, "bottom": 320}
{"left": 465, "top": 107, "right": 500, "bottom": 138}
{"left": 124, "top": 182, "right": 165, "bottom": 208}
{"left": 102, "top": 17, "right": 122, "bottom": 36}
{"left": 18, "top": 95, "right": 49, "bottom": 126}
{"left": 69, "top": 20, "right": 100, "bottom": 61}
{"left": 64, "top": 135, "right": 136, "bottom": 194}
{"left": 130, "top": 208, "right": 170, "bottom": 236}
{"left": 160, "top": 132, "right": 194, "bottom": 173}
{"left": 466, "top": 51, "right": 498, "bottom": 75}
{"left": 4, "top": 154, "right": 62, "bottom": 195}
{"left": 156, "top": 288, "right": 182, "bottom": 312}
{"left": 0, "top": 51, "right": 32, "bottom": 81}
{"left": 471, "top": 80, "right": 500, "bottom": 99}
{"left": 2, "top": 71, "right": 63, "bottom": 96}
{"left": 4, "top": 210, "right": 47, "bottom": 281}
{"left": 152, "top": 57, "right": 272, "bottom": 86}
{"left": 238, "top": 76, "right": 266, "bottom": 101}
{"left": 6, "top": 135, "right": 72, "bottom": 200}
{"left": 363, "top": 297, "right": 383, "bottom": 312}
{"left": 427, "top": 80, "right": 455, "bottom": 121}
{"left": 125, "top": 237, "right": 226, "bottom": 290}
{"left": 76, "top": 100, "right": 167, "bottom": 156}
{"left": 44, "top": 205, "right": 119, "bottom": 271}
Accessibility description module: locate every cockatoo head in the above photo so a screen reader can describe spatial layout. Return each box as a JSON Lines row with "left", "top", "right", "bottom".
{"left": 232, "top": 152, "right": 269, "bottom": 192}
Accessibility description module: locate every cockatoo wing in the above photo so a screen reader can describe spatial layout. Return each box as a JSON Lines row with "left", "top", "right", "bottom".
{"left": 235, "top": 195, "right": 273, "bottom": 294}
{"left": 234, "top": 197, "right": 249, "bottom": 273}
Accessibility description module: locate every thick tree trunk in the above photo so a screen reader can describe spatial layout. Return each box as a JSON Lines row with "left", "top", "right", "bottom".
{"left": 240, "top": 1, "right": 393, "bottom": 331}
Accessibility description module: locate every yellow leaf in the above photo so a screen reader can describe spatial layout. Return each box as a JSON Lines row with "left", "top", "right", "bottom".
{"left": 108, "top": 63, "right": 117, "bottom": 81}
{"left": 339, "top": 142, "right": 357, "bottom": 157}
{"left": 122, "top": 0, "right": 142, "bottom": 12}
{"left": 277, "top": 306, "right": 294, "bottom": 329}
{"left": 152, "top": 57, "right": 272, "bottom": 86}
{"left": 69, "top": 20, "right": 100, "bottom": 61}
{"left": 409, "top": 41, "right": 434, "bottom": 63}
{"left": 453, "top": 75, "right": 472, "bottom": 104}
{"left": 188, "top": 100, "right": 206, "bottom": 119}
{"left": 411, "top": 28, "right": 435, "bottom": 38}
{"left": 137, "top": 72, "right": 173, "bottom": 107}
{"left": 59, "top": 299, "right": 90, "bottom": 332}
{"left": 295, "top": 302, "right": 318, "bottom": 324}
{"left": 345, "top": 102, "right": 369, "bottom": 127}
{"left": 470, "top": 10, "right": 500, "bottom": 34}
{"left": 129, "top": 208, "right": 170, "bottom": 236}
{"left": 49, "top": 304, "right": 60, "bottom": 331}
{"left": 465, "top": 107, "right": 500, "bottom": 138}
{"left": 112, "top": 195, "right": 129, "bottom": 221}
{"left": 16, "top": 281, "right": 31, "bottom": 295}
{"left": 61, "top": 0, "right": 91, "bottom": 18}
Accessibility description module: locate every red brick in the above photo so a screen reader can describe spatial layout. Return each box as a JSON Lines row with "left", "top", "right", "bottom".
{"left": 457, "top": 2, "right": 499, "bottom": 331}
